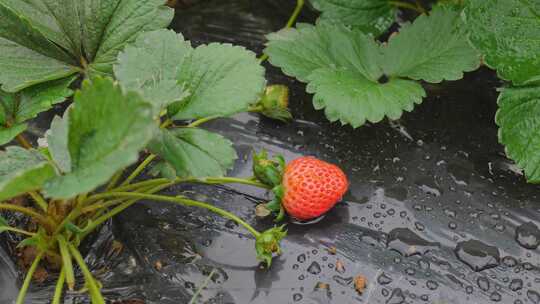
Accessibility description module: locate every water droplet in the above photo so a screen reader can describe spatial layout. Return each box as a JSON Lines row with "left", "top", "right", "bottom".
{"left": 528, "top": 290, "right": 540, "bottom": 304}
{"left": 466, "top": 285, "right": 474, "bottom": 294}
{"left": 455, "top": 240, "right": 500, "bottom": 271}
{"left": 418, "top": 259, "right": 430, "bottom": 270}
{"left": 426, "top": 280, "right": 439, "bottom": 290}
{"left": 477, "top": 277, "right": 490, "bottom": 292}
{"left": 509, "top": 279, "right": 523, "bottom": 291}
{"left": 377, "top": 273, "right": 393, "bottom": 285}
{"left": 297, "top": 254, "right": 306, "bottom": 263}
{"left": 415, "top": 222, "right": 425, "bottom": 231}
{"left": 448, "top": 222, "right": 458, "bottom": 230}
{"left": 307, "top": 261, "right": 321, "bottom": 275}
{"left": 420, "top": 294, "right": 429, "bottom": 301}
{"left": 405, "top": 268, "right": 415, "bottom": 276}
{"left": 332, "top": 275, "right": 353, "bottom": 286}
{"left": 293, "top": 293, "right": 303, "bottom": 302}
{"left": 490, "top": 292, "right": 502, "bottom": 302}
{"left": 515, "top": 222, "right": 540, "bottom": 249}
{"left": 502, "top": 256, "right": 518, "bottom": 267}
{"left": 386, "top": 288, "right": 405, "bottom": 304}
{"left": 387, "top": 228, "right": 439, "bottom": 257}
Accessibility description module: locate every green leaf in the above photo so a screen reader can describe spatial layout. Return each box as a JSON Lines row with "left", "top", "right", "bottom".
{"left": 0, "top": 0, "right": 173, "bottom": 92}
{"left": 91, "top": 0, "right": 174, "bottom": 75}
{"left": 79, "top": 0, "right": 119, "bottom": 61}
{"left": 464, "top": 0, "right": 540, "bottom": 85}
{"left": 148, "top": 128, "right": 237, "bottom": 178}
{"left": 149, "top": 161, "right": 177, "bottom": 181}
{"left": 382, "top": 5, "right": 480, "bottom": 83}
{"left": 0, "top": 1, "right": 73, "bottom": 62}
{"left": 44, "top": 77, "right": 156, "bottom": 199}
{"left": 307, "top": 68, "right": 425, "bottom": 127}
{"left": 0, "top": 38, "right": 79, "bottom": 93}
{"left": 0, "top": 77, "right": 74, "bottom": 145}
{"left": 171, "top": 43, "right": 266, "bottom": 120}
{"left": 47, "top": 115, "right": 71, "bottom": 173}
{"left": 309, "top": 0, "right": 396, "bottom": 36}
{"left": 0, "top": 146, "right": 56, "bottom": 201}
{"left": 115, "top": 29, "right": 191, "bottom": 115}
{"left": 0, "top": 76, "right": 75, "bottom": 123}
{"left": 495, "top": 86, "right": 540, "bottom": 182}
{"left": 266, "top": 22, "right": 425, "bottom": 127}
{"left": 265, "top": 11, "right": 479, "bottom": 128}
{"left": 0, "top": 123, "right": 26, "bottom": 146}
{"left": 0, "top": 0, "right": 73, "bottom": 51}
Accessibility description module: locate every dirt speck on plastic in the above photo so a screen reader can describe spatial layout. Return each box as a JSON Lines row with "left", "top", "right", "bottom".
{"left": 2, "top": 1, "right": 540, "bottom": 303}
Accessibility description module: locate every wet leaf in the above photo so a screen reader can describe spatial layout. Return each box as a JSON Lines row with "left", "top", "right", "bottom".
{"left": 0, "top": 146, "right": 56, "bottom": 201}
{"left": 115, "top": 29, "right": 191, "bottom": 116}
{"left": 148, "top": 128, "right": 237, "bottom": 178}
{"left": 170, "top": 43, "right": 266, "bottom": 120}
{"left": 0, "top": 77, "right": 75, "bottom": 145}
{"left": 309, "top": 0, "right": 396, "bottom": 36}
{"left": 382, "top": 5, "right": 481, "bottom": 83}
{"left": 464, "top": 0, "right": 540, "bottom": 85}
{"left": 265, "top": 7, "right": 479, "bottom": 128}
{"left": 0, "top": 0, "right": 174, "bottom": 92}
{"left": 44, "top": 77, "right": 156, "bottom": 199}
{"left": 496, "top": 86, "right": 540, "bottom": 182}
{"left": 306, "top": 67, "right": 425, "bottom": 127}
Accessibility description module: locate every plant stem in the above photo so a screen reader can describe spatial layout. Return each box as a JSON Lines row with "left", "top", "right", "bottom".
{"left": 260, "top": 0, "right": 305, "bottom": 62}
{"left": 16, "top": 134, "right": 33, "bottom": 149}
{"left": 87, "top": 176, "right": 269, "bottom": 206}
{"left": 389, "top": 0, "right": 424, "bottom": 13}
{"left": 16, "top": 251, "right": 44, "bottom": 304}
{"left": 67, "top": 243, "right": 105, "bottom": 304}
{"left": 187, "top": 115, "right": 220, "bottom": 128}
{"left": 119, "top": 154, "right": 156, "bottom": 186}
{"left": 98, "top": 192, "right": 261, "bottom": 238}
{"left": 28, "top": 191, "right": 48, "bottom": 212}
{"left": 3, "top": 227, "right": 36, "bottom": 237}
{"left": 57, "top": 235, "right": 75, "bottom": 290}
{"left": 81, "top": 184, "right": 173, "bottom": 239}
{"left": 106, "top": 170, "right": 124, "bottom": 190}
{"left": 52, "top": 268, "right": 66, "bottom": 304}
{"left": 0, "top": 204, "right": 54, "bottom": 229}
{"left": 188, "top": 269, "right": 217, "bottom": 304}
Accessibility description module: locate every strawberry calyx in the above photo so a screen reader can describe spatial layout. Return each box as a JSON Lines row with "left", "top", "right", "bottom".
{"left": 251, "top": 85, "right": 292, "bottom": 122}
{"left": 252, "top": 150, "right": 285, "bottom": 187}
{"left": 255, "top": 225, "right": 287, "bottom": 267}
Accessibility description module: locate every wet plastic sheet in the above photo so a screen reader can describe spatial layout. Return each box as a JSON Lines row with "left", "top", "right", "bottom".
{"left": 2, "top": 1, "right": 540, "bottom": 303}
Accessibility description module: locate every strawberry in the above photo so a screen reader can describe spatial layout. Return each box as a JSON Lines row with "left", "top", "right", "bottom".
{"left": 282, "top": 157, "right": 348, "bottom": 220}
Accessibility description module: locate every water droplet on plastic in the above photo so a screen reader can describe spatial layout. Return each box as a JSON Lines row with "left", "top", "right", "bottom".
{"left": 490, "top": 292, "right": 502, "bottom": 302}
{"left": 386, "top": 288, "right": 405, "bottom": 304}
{"left": 377, "top": 273, "right": 393, "bottom": 285}
{"left": 426, "top": 280, "right": 439, "bottom": 290}
{"left": 455, "top": 240, "right": 500, "bottom": 271}
{"left": 332, "top": 275, "right": 352, "bottom": 286}
{"left": 509, "top": 279, "right": 523, "bottom": 291}
{"left": 387, "top": 228, "right": 439, "bottom": 257}
{"left": 293, "top": 293, "right": 303, "bottom": 302}
{"left": 297, "top": 254, "right": 306, "bottom": 263}
{"left": 515, "top": 222, "right": 540, "bottom": 249}
{"left": 477, "top": 277, "right": 490, "bottom": 292}
{"left": 307, "top": 261, "right": 321, "bottom": 275}
{"left": 528, "top": 290, "right": 540, "bottom": 304}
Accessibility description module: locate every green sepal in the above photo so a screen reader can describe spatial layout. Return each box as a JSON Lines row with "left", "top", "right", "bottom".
{"left": 255, "top": 225, "right": 287, "bottom": 267}
{"left": 274, "top": 205, "right": 286, "bottom": 223}
{"left": 252, "top": 150, "right": 285, "bottom": 187}
{"left": 253, "top": 85, "right": 293, "bottom": 122}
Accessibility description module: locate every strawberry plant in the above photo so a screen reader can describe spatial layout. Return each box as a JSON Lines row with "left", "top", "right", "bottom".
{"left": 265, "top": 0, "right": 540, "bottom": 184}
{"left": 0, "top": 1, "right": 307, "bottom": 303}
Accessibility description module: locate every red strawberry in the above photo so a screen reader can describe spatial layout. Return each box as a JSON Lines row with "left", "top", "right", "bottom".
{"left": 282, "top": 157, "right": 348, "bottom": 220}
